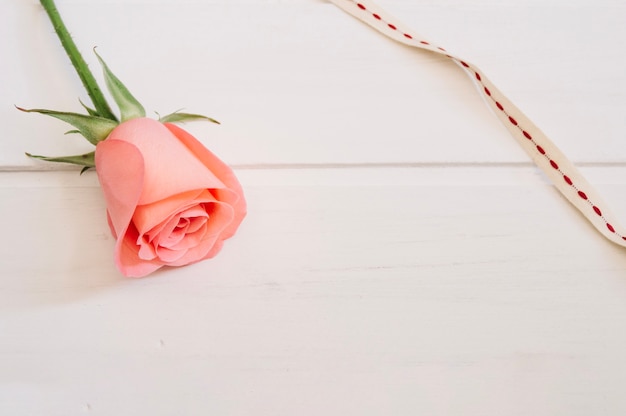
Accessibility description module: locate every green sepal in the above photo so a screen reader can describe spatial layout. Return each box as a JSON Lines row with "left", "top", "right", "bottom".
{"left": 94, "top": 49, "right": 145, "bottom": 122}
{"left": 158, "top": 110, "right": 220, "bottom": 125}
{"left": 65, "top": 130, "right": 81, "bottom": 135}
{"left": 79, "top": 99, "right": 99, "bottom": 117}
{"left": 17, "top": 107, "right": 117, "bottom": 145}
{"left": 26, "top": 151, "right": 95, "bottom": 168}
{"left": 80, "top": 166, "right": 92, "bottom": 175}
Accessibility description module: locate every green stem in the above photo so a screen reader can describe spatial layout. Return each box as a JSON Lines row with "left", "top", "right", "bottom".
{"left": 39, "top": 0, "right": 117, "bottom": 121}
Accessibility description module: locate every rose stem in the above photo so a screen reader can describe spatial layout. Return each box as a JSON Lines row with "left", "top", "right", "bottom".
{"left": 39, "top": 0, "right": 118, "bottom": 121}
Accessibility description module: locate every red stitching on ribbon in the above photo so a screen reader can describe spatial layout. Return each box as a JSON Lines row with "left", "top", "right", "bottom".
{"left": 354, "top": 2, "right": 432, "bottom": 48}
{"left": 347, "top": 0, "right": 623, "bottom": 240}
{"left": 447, "top": 55, "right": 624, "bottom": 240}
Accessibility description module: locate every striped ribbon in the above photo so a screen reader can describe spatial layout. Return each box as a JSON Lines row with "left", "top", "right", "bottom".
{"left": 329, "top": 0, "right": 626, "bottom": 247}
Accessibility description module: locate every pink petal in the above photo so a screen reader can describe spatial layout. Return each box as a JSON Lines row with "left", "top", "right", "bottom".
{"left": 107, "top": 118, "right": 227, "bottom": 205}
{"left": 165, "top": 122, "right": 247, "bottom": 238}
{"left": 203, "top": 201, "right": 235, "bottom": 237}
{"left": 167, "top": 204, "right": 234, "bottom": 267}
{"left": 166, "top": 222, "right": 208, "bottom": 251}
{"left": 160, "top": 224, "right": 188, "bottom": 248}
{"left": 186, "top": 215, "right": 206, "bottom": 233}
{"left": 96, "top": 139, "right": 162, "bottom": 277}
{"left": 132, "top": 189, "right": 209, "bottom": 234}
{"left": 168, "top": 234, "right": 221, "bottom": 267}
{"left": 95, "top": 139, "right": 144, "bottom": 237}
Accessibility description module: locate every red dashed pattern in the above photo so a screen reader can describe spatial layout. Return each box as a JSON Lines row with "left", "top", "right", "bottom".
{"left": 350, "top": 0, "right": 625, "bottom": 241}
{"left": 469, "top": 70, "right": 624, "bottom": 240}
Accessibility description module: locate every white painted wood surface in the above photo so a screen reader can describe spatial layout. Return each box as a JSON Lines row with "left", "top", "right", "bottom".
{"left": 3, "top": 0, "right": 626, "bottom": 167}
{"left": 2, "top": 0, "right": 626, "bottom": 414}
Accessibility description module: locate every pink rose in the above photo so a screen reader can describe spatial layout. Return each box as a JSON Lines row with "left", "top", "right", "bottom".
{"left": 95, "top": 118, "right": 246, "bottom": 277}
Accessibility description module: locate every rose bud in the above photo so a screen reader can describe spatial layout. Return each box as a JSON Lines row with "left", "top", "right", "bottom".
{"left": 95, "top": 117, "right": 246, "bottom": 277}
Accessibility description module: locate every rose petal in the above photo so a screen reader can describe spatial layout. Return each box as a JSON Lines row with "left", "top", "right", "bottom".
{"left": 186, "top": 215, "right": 206, "bottom": 234}
{"left": 150, "top": 206, "right": 209, "bottom": 245}
{"left": 202, "top": 239, "right": 225, "bottom": 260}
{"left": 107, "top": 118, "right": 227, "bottom": 205}
{"left": 96, "top": 139, "right": 163, "bottom": 277}
{"left": 95, "top": 139, "right": 144, "bottom": 237}
{"left": 166, "top": 222, "right": 208, "bottom": 251}
{"left": 155, "top": 245, "right": 188, "bottom": 263}
{"left": 166, "top": 202, "right": 234, "bottom": 266}
{"left": 133, "top": 189, "right": 215, "bottom": 235}
{"left": 202, "top": 201, "right": 235, "bottom": 237}
{"left": 167, "top": 234, "right": 221, "bottom": 267}
{"left": 105, "top": 211, "right": 117, "bottom": 239}
{"left": 160, "top": 224, "right": 188, "bottom": 248}
{"left": 153, "top": 214, "right": 186, "bottom": 248}
{"left": 180, "top": 205, "right": 210, "bottom": 219}
{"left": 165, "top": 122, "right": 247, "bottom": 238}
{"left": 137, "top": 235, "right": 157, "bottom": 260}
{"left": 118, "top": 224, "right": 162, "bottom": 277}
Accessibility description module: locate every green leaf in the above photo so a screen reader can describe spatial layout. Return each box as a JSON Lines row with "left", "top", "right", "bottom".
{"left": 158, "top": 111, "right": 220, "bottom": 125}
{"left": 17, "top": 107, "right": 117, "bottom": 145}
{"left": 94, "top": 49, "right": 145, "bottom": 122}
{"left": 26, "top": 151, "right": 95, "bottom": 168}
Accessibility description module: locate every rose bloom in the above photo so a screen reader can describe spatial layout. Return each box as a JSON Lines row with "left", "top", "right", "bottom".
{"left": 95, "top": 118, "right": 246, "bottom": 277}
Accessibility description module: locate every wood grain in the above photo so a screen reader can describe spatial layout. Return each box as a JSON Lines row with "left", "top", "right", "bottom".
{"left": 2, "top": 168, "right": 626, "bottom": 414}
{"left": 1, "top": 0, "right": 626, "bottom": 414}
{"left": 2, "top": 0, "right": 625, "bottom": 167}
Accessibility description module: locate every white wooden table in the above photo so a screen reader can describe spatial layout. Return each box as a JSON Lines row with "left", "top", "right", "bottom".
{"left": 2, "top": 1, "right": 626, "bottom": 414}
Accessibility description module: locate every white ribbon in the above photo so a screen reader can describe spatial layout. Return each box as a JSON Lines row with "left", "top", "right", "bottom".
{"left": 329, "top": 0, "right": 626, "bottom": 247}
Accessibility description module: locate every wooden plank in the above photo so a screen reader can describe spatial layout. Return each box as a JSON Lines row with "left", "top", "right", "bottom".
{"left": 1, "top": 168, "right": 626, "bottom": 414}
{"left": 2, "top": 0, "right": 625, "bottom": 167}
